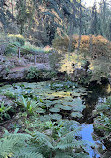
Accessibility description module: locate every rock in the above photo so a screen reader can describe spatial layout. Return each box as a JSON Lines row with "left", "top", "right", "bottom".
{"left": 0, "top": 55, "right": 5, "bottom": 62}
{"left": 24, "top": 53, "right": 50, "bottom": 63}
{"left": 0, "top": 65, "right": 8, "bottom": 78}
{"left": 0, "top": 95, "right": 6, "bottom": 102}
{"left": 70, "top": 67, "right": 87, "bottom": 81}
{"left": 44, "top": 129, "right": 52, "bottom": 136}
{"left": 92, "top": 110, "right": 97, "bottom": 117}
{"left": 14, "top": 58, "right": 27, "bottom": 67}
{"left": 6, "top": 69, "right": 26, "bottom": 80}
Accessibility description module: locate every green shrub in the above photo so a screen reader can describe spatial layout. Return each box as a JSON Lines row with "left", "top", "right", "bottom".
{"left": 49, "top": 50, "right": 63, "bottom": 70}
{"left": 26, "top": 67, "right": 57, "bottom": 80}
{"left": 22, "top": 42, "right": 51, "bottom": 55}
{"left": 4, "top": 34, "right": 25, "bottom": 55}
{"left": 52, "top": 35, "right": 111, "bottom": 57}
{"left": 8, "top": 34, "right": 25, "bottom": 46}
{"left": 4, "top": 42, "right": 20, "bottom": 55}
{"left": 52, "top": 36, "right": 75, "bottom": 52}
{"left": 26, "top": 67, "right": 39, "bottom": 80}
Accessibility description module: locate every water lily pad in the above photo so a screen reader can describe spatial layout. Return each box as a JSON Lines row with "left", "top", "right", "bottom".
{"left": 72, "top": 104, "right": 85, "bottom": 112}
{"left": 36, "top": 108, "right": 46, "bottom": 113}
{"left": 49, "top": 107, "right": 60, "bottom": 113}
{"left": 51, "top": 100, "right": 63, "bottom": 104}
{"left": 39, "top": 115, "right": 51, "bottom": 121}
{"left": 46, "top": 96, "right": 56, "bottom": 100}
{"left": 63, "top": 97, "right": 73, "bottom": 102}
{"left": 71, "top": 92, "right": 81, "bottom": 97}
{"left": 81, "top": 93, "right": 87, "bottom": 96}
{"left": 54, "top": 104, "right": 63, "bottom": 108}
{"left": 60, "top": 105, "right": 72, "bottom": 111}
{"left": 75, "top": 87, "right": 86, "bottom": 93}
{"left": 69, "top": 98, "right": 86, "bottom": 112}
{"left": 45, "top": 100, "right": 53, "bottom": 108}
{"left": 71, "top": 112, "right": 83, "bottom": 118}
{"left": 62, "top": 101, "right": 74, "bottom": 106}
{"left": 50, "top": 114, "right": 62, "bottom": 120}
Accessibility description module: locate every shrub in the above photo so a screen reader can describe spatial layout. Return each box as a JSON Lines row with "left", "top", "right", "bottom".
{"left": 26, "top": 67, "right": 57, "bottom": 80}
{"left": 26, "top": 67, "right": 39, "bottom": 80}
{"left": 21, "top": 42, "right": 51, "bottom": 55}
{"left": 8, "top": 34, "right": 25, "bottom": 46}
{"left": 52, "top": 35, "right": 111, "bottom": 59}
{"left": 49, "top": 50, "right": 63, "bottom": 70}
{"left": 4, "top": 34, "right": 25, "bottom": 55}
{"left": 52, "top": 35, "right": 111, "bottom": 82}
{"left": 52, "top": 36, "right": 75, "bottom": 52}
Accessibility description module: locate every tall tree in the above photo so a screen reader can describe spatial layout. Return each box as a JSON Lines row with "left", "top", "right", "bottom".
{"left": 90, "top": 2, "right": 98, "bottom": 35}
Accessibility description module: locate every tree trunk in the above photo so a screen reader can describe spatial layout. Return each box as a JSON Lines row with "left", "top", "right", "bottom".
{"left": 77, "top": 0, "right": 82, "bottom": 51}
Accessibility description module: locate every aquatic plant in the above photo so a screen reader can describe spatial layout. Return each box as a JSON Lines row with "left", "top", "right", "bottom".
{"left": 0, "top": 101, "right": 12, "bottom": 121}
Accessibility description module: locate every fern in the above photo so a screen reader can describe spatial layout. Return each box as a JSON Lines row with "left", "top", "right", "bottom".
{"left": 0, "top": 128, "right": 90, "bottom": 158}
{"left": 0, "top": 129, "right": 42, "bottom": 158}
{"left": 33, "top": 131, "right": 54, "bottom": 149}
{"left": 13, "top": 150, "right": 43, "bottom": 158}
{"left": 32, "top": 129, "right": 89, "bottom": 158}
{"left": 55, "top": 130, "right": 82, "bottom": 150}
{"left": 0, "top": 137, "right": 15, "bottom": 158}
{"left": 54, "top": 152, "right": 73, "bottom": 158}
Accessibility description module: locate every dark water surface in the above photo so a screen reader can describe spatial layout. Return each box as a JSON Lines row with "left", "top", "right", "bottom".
{"left": 80, "top": 83, "right": 111, "bottom": 158}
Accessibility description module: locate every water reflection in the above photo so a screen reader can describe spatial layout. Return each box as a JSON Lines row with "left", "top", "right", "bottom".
{"left": 80, "top": 124, "right": 105, "bottom": 158}
{"left": 81, "top": 84, "right": 111, "bottom": 124}
{"left": 79, "top": 83, "right": 111, "bottom": 157}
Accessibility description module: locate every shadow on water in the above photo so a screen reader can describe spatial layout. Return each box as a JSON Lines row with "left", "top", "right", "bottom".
{"left": 81, "top": 83, "right": 111, "bottom": 124}
{"left": 79, "top": 83, "right": 111, "bottom": 158}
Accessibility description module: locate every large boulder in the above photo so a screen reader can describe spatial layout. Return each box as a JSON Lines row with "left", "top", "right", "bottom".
{"left": 5, "top": 69, "right": 26, "bottom": 80}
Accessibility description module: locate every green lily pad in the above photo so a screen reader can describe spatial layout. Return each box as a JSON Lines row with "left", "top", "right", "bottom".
{"left": 54, "top": 104, "right": 63, "bottom": 108}
{"left": 71, "top": 92, "right": 81, "bottom": 97}
{"left": 60, "top": 105, "right": 72, "bottom": 111}
{"left": 36, "top": 108, "right": 46, "bottom": 114}
{"left": 72, "top": 104, "right": 85, "bottom": 112}
{"left": 45, "top": 100, "right": 53, "bottom": 108}
{"left": 62, "top": 101, "right": 74, "bottom": 106}
{"left": 50, "top": 114, "right": 62, "bottom": 120}
{"left": 49, "top": 107, "right": 60, "bottom": 113}
{"left": 81, "top": 93, "right": 87, "bottom": 96}
{"left": 71, "top": 112, "right": 83, "bottom": 118}
{"left": 39, "top": 115, "right": 51, "bottom": 121}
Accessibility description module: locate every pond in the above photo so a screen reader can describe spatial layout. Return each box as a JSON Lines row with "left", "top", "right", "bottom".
{"left": 0, "top": 81, "right": 111, "bottom": 158}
